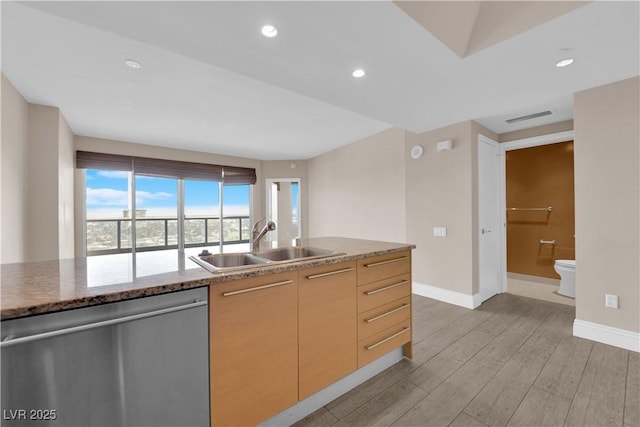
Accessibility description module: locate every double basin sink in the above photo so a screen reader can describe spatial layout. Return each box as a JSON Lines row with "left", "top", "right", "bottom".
{"left": 189, "top": 246, "right": 345, "bottom": 273}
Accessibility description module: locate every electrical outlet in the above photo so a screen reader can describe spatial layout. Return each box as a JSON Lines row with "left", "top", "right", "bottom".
{"left": 605, "top": 294, "right": 619, "bottom": 309}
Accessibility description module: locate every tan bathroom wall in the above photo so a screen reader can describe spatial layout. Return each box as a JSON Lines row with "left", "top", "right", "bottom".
{"left": 574, "top": 76, "right": 639, "bottom": 333}
{"left": 506, "top": 141, "right": 575, "bottom": 279}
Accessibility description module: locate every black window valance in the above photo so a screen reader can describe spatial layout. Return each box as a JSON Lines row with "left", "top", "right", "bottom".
{"left": 76, "top": 151, "right": 256, "bottom": 185}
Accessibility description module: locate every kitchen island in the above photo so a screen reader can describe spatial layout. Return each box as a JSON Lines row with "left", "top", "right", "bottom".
{"left": 1, "top": 237, "right": 415, "bottom": 426}
{"left": 1, "top": 237, "right": 414, "bottom": 320}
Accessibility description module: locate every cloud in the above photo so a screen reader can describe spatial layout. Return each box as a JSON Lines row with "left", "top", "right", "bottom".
{"left": 86, "top": 188, "right": 174, "bottom": 207}
{"left": 86, "top": 188, "right": 128, "bottom": 206}
{"left": 135, "top": 190, "right": 174, "bottom": 206}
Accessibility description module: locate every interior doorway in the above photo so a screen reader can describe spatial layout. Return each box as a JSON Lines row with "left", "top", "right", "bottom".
{"left": 498, "top": 130, "right": 576, "bottom": 306}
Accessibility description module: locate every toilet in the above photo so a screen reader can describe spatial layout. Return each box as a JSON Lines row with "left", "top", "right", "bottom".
{"left": 554, "top": 259, "right": 576, "bottom": 298}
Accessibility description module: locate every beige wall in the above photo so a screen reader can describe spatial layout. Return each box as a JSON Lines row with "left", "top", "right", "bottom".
{"left": 406, "top": 122, "right": 474, "bottom": 294}
{"left": 574, "top": 76, "right": 640, "bottom": 333}
{"left": 406, "top": 121, "right": 496, "bottom": 295}
{"left": 27, "top": 105, "right": 62, "bottom": 261}
{"left": 1, "top": 75, "right": 29, "bottom": 264}
{"left": 262, "top": 160, "right": 309, "bottom": 239}
{"left": 307, "top": 127, "right": 406, "bottom": 243}
{"left": 1, "top": 74, "right": 75, "bottom": 264}
{"left": 307, "top": 121, "right": 500, "bottom": 298}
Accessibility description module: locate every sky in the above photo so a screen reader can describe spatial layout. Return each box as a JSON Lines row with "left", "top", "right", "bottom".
{"left": 86, "top": 170, "right": 250, "bottom": 218}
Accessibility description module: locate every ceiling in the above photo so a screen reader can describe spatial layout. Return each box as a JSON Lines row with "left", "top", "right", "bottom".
{"left": 2, "top": 1, "right": 639, "bottom": 161}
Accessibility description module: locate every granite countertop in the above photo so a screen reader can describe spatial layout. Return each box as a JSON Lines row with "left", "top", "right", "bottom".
{"left": 1, "top": 237, "right": 415, "bottom": 320}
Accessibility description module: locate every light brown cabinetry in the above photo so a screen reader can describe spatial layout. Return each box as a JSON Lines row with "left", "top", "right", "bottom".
{"left": 209, "top": 272, "right": 298, "bottom": 427}
{"left": 298, "top": 261, "right": 357, "bottom": 400}
{"left": 357, "top": 251, "right": 412, "bottom": 368}
{"left": 209, "top": 249, "right": 413, "bottom": 426}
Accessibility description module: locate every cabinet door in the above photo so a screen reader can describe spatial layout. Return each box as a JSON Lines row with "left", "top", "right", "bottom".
{"left": 210, "top": 272, "right": 298, "bottom": 427}
{"left": 298, "top": 261, "right": 357, "bottom": 400}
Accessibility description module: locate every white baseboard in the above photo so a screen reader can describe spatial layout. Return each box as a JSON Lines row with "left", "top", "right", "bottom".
{"left": 413, "top": 282, "right": 480, "bottom": 309}
{"left": 573, "top": 319, "right": 640, "bottom": 353}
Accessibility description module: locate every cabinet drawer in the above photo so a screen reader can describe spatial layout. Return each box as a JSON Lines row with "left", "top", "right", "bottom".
{"left": 358, "top": 319, "right": 412, "bottom": 368}
{"left": 357, "top": 251, "right": 411, "bottom": 286}
{"left": 358, "top": 273, "right": 411, "bottom": 313}
{"left": 358, "top": 295, "right": 411, "bottom": 340}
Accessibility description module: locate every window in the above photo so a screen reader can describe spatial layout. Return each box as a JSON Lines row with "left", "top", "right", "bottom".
{"left": 134, "top": 175, "right": 178, "bottom": 251}
{"left": 85, "top": 169, "right": 132, "bottom": 254}
{"left": 78, "top": 152, "right": 255, "bottom": 257}
{"left": 221, "top": 184, "right": 251, "bottom": 253}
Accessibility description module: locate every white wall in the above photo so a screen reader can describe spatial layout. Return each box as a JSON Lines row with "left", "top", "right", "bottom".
{"left": 574, "top": 76, "right": 639, "bottom": 334}
{"left": 307, "top": 127, "right": 406, "bottom": 243}
{"left": 1, "top": 74, "right": 29, "bottom": 264}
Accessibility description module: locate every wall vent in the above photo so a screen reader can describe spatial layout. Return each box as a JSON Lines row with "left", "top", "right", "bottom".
{"left": 505, "top": 110, "right": 552, "bottom": 124}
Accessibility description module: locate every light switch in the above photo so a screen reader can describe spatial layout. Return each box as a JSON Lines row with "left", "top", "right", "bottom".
{"left": 433, "top": 227, "right": 447, "bottom": 237}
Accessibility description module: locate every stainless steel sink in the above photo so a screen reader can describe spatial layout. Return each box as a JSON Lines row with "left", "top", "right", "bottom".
{"left": 189, "top": 246, "right": 344, "bottom": 273}
{"left": 189, "top": 253, "right": 269, "bottom": 273}
{"left": 254, "top": 246, "right": 341, "bottom": 262}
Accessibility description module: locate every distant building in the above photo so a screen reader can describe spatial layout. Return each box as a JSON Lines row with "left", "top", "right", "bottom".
{"left": 123, "top": 209, "right": 147, "bottom": 218}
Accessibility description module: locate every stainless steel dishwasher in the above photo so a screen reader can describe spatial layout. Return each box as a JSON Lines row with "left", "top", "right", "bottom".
{"left": 1, "top": 287, "right": 209, "bottom": 427}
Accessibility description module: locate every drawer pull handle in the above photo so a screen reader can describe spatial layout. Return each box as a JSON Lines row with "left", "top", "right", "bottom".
{"left": 365, "top": 327, "right": 410, "bottom": 351}
{"left": 364, "top": 280, "right": 410, "bottom": 295}
{"left": 365, "top": 304, "right": 410, "bottom": 323}
{"left": 222, "top": 280, "right": 293, "bottom": 297}
{"left": 364, "top": 256, "right": 409, "bottom": 268}
{"left": 306, "top": 267, "right": 355, "bottom": 280}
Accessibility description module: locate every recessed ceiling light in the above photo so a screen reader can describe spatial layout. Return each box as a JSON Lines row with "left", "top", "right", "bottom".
{"left": 352, "top": 69, "right": 365, "bottom": 78}
{"left": 555, "top": 58, "right": 574, "bottom": 68}
{"left": 261, "top": 25, "right": 278, "bottom": 38}
{"left": 124, "top": 59, "right": 141, "bottom": 69}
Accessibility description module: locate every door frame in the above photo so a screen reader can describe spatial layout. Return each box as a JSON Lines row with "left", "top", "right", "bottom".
{"left": 497, "top": 130, "right": 575, "bottom": 293}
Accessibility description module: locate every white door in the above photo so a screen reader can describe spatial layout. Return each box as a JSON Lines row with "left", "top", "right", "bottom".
{"left": 478, "top": 135, "right": 502, "bottom": 303}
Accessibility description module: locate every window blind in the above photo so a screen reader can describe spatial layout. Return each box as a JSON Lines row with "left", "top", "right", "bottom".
{"left": 75, "top": 151, "right": 133, "bottom": 171}
{"left": 134, "top": 156, "right": 223, "bottom": 181}
{"left": 223, "top": 165, "right": 257, "bottom": 185}
{"left": 76, "top": 151, "right": 256, "bottom": 184}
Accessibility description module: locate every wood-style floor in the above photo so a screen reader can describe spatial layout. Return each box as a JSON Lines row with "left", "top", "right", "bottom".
{"left": 295, "top": 293, "right": 639, "bottom": 427}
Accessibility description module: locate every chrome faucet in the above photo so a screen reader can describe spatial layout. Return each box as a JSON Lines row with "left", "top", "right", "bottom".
{"left": 251, "top": 218, "right": 276, "bottom": 252}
